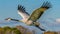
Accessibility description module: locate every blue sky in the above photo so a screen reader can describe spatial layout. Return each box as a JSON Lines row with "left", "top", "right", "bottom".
{"left": 0, "top": 0, "right": 60, "bottom": 33}
{"left": 0, "top": 0, "right": 60, "bottom": 21}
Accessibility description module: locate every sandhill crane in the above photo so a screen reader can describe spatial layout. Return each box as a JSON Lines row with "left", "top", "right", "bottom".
{"left": 5, "top": 1, "right": 51, "bottom": 31}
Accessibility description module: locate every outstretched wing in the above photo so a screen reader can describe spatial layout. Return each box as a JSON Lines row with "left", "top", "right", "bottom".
{"left": 28, "top": 2, "right": 51, "bottom": 22}
{"left": 18, "top": 5, "right": 30, "bottom": 19}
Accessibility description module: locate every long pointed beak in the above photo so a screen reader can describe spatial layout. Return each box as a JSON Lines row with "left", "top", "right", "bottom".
{"left": 5, "top": 18, "right": 12, "bottom": 21}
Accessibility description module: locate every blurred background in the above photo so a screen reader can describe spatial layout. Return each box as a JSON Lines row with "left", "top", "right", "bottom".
{"left": 0, "top": 0, "right": 60, "bottom": 34}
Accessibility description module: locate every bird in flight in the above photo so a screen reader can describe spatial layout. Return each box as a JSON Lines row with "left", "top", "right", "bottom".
{"left": 5, "top": 1, "right": 51, "bottom": 31}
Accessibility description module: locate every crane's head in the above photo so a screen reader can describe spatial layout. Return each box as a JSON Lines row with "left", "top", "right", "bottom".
{"left": 5, "top": 18, "right": 23, "bottom": 22}
{"left": 5, "top": 18, "right": 12, "bottom": 21}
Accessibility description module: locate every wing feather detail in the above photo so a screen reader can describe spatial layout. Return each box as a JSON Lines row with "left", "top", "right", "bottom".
{"left": 18, "top": 5, "right": 29, "bottom": 19}
{"left": 28, "top": 2, "right": 51, "bottom": 22}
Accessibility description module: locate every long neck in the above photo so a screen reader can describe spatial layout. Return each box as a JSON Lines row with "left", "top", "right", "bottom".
{"left": 11, "top": 19, "right": 20, "bottom": 22}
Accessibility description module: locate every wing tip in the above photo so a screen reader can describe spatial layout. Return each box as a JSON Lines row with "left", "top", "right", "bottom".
{"left": 18, "top": 5, "right": 25, "bottom": 12}
{"left": 41, "top": 1, "right": 52, "bottom": 9}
